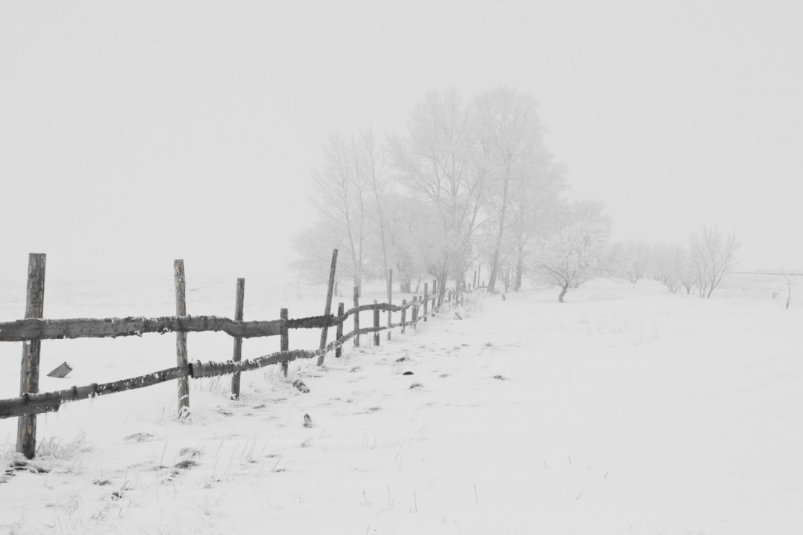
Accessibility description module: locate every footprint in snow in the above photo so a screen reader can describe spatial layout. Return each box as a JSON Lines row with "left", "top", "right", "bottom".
{"left": 165, "top": 448, "right": 201, "bottom": 481}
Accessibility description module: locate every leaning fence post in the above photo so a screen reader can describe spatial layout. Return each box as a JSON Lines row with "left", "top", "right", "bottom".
{"left": 318, "top": 248, "right": 338, "bottom": 366}
{"left": 231, "top": 278, "right": 245, "bottom": 400}
{"left": 401, "top": 299, "right": 407, "bottom": 334}
{"left": 423, "top": 283, "right": 429, "bottom": 322}
{"left": 335, "top": 302, "right": 345, "bottom": 358}
{"left": 16, "top": 253, "right": 46, "bottom": 460}
{"left": 387, "top": 269, "right": 393, "bottom": 340}
{"left": 353, "top": 286, "right": 360, "bottom": 347}
{"left": 174, "top": 259, "right": 190, "bottom": 419}
{"left": 280, "top": 308, "right": 289, "bottom": 377}
{"left": 373, "top": 300, "right": 380, "bottom": 346}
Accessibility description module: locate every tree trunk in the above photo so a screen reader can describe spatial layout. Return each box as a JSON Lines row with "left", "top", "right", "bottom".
{"left": 487, "top": 165, "right": 513, "bottom": 294}
{"left": 558, "top": 284, "right": 568, "bottom": 303}
{"left": 514, "top": 252, "right": 523, "bottom": 292}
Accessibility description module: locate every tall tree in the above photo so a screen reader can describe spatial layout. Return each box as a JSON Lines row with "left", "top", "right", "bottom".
{"left": 308, "top": 134, "right": 369, "bottom": 293}
{"left": 360, "top": 130, "right": 391, "bottom": 287}
{"left": 390, "top": 90, "right": 486, "bottom": 290}
{"left": 474, "top": 88, "right": 550, "bottom": 293}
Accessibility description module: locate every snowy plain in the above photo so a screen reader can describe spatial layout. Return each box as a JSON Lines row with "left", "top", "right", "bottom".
{"left": 0, "top": 275, "right": 802, "bottom": 534}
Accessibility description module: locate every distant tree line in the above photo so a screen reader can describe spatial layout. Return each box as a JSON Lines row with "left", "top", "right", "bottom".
{"left": 606, "top": 226, "right": 740, "bottom": 299}
{"left": 293, "top": 87, "right": 740, "bottom": 303}
{"left": 293, "top": 87, "right": 613, "bottom": 302}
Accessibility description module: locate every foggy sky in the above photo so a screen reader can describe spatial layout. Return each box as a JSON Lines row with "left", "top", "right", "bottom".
{"left": 1, "top": 0, "right": 801, "bottom": 289}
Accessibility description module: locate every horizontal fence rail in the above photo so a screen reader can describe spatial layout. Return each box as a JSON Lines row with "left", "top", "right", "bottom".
{"left": 1, "top": 250, "right": 474, "bottom": 460}
{"left": 0, "top": 289, "right": 455, "bottom": 419}
{"left": 0, "top": 303, "right": 419, "bottom": 343}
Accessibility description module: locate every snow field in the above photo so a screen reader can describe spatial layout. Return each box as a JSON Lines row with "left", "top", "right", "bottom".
{"left": 0, "top": 278, "right": 802, "bottom": 534}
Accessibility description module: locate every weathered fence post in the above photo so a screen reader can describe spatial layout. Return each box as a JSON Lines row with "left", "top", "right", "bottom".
{"left": 318, "top": 249, "right": 338, "bottom": 366}
{"left": 373, "top": 300, "right": 380, "bottom": 346}
{"left": 411, "top": 296, "right": 418, "bottom": 326}
{"left": 231, "top": 278, "right": 245, "bottom": 400}
{"left": 353, "top": 286, "right": 360, "bottom": 347}
{"left": 432, "top": 279, "right": 438, "bottom": 313}
{"left": 174, "top": 259, "right": 190, "bottom": 418}
{"left": 335, "top": 302, "right": 345, "bottom": 358}
{"left": 423, "top": 283, "right": 429, "bottom": 322}
{"left": 387, "top": 269, "right": 393, "bottom": 340}
{"left": 401, "top": 299, "right": 407, "bottom": 334}
{"left": 473, "top": 270, "right": 477, "bottom": 289}
{"left": 280, "top": 308, "right": 289, "bottom": 377}
{"left": 16, "top": 253, "right": 46, "bottom": 460}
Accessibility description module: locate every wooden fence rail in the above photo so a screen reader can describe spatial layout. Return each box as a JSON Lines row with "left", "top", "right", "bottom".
{"left": 0, "top": 298, "right": 446, "bottom": 419}
{"left": 0, "top": 250, "right": 470, "bottom": 459}
{"left": 0, "top": 304, "right": 417, "bottom": 343}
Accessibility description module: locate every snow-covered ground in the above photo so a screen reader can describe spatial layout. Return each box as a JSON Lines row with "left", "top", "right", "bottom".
{"left": 1, "top": 277, "right": 802, "bottom": 534}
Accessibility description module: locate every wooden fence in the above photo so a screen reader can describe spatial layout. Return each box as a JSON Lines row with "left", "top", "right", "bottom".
{"left": 0, "top": 251, "right": 468, "bottom": 459}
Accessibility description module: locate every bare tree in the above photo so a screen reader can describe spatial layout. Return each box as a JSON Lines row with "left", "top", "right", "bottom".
{"left": 358, "top": 130, "right": 391, "bottom": 287}
{"left": 309, "top": 134, "right": 369, "bottom": 293}
{"left": 689, "top": 226, "right": 740, "bottom": 299}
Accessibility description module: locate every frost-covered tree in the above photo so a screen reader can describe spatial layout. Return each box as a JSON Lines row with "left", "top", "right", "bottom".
{"left": 689, "top": 226, "right": 740, "bottom": 299}
{"left": 390, "top": 89, "right": 486, "bottom": 291}
{"left": 647, "top": 243, "right": 694, "bottom": 294}
{"left": 473, "top": 88, "right": 551, "bottom": 294}
{"left": 301, "top": 134, "right": 371, "bottom": 293}
{"left": 507, "top": 161, "right": 566, "bottom": 291}
{"left": 535, "top": 203, "right": 610, "bottom": 302}
{"left": 381, "top": 194, "right": 446, "bottom": 293}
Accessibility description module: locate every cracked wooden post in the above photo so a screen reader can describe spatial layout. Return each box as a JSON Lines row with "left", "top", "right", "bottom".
{"left": 352, "top": 286, "right": 360, "bottom": 347}
{"left": 280, "top": 308, "right": 289, "bottom": 377}
{"left": 373, "top": 300, "right": 380, "bottom": 346}
{"left": 411, "top": 296, "right": 418, "bottom": 326}
{"left": 387, "top": 269, "right": 393, "bottom": 341}
{"left": 317, "top": 248, "right": 338, "bottom": 366}
{"left": 401, "top": 299, "right": 407, "bottom": 334}
{"left": 423, "top": 283, "right": 428, "bottom": 322}
{"left": 230, "top": 278, "right": 245, "bottom": 400}
{"left": 335, "top": 302, "right": 345, "bottom": 358}
{"left": 174, "top": 259, "right": 190, "bottom": 418}
{"left": 16, "top": 253, "right": 46, "bottom": 460}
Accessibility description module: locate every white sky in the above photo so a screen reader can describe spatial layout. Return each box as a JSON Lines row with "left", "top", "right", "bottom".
{"left": 1, "top": 0, "right": 802, "bottom": 287}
